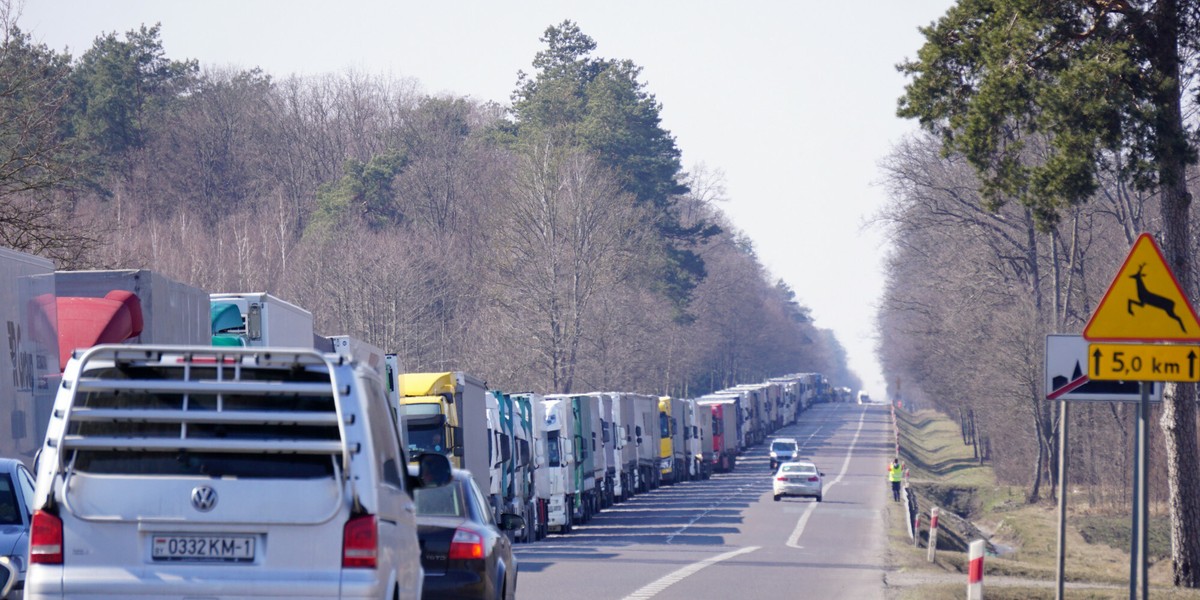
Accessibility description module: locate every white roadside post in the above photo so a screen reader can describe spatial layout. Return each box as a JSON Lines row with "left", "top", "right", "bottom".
{"left": 967, "top": 539, "right": 985, "bottom": 599}
{"left": 913, "top": 513, "right": 921, "bottom": 547}
{"left": 926, "top": 506, "right": 940, "bottom": 562}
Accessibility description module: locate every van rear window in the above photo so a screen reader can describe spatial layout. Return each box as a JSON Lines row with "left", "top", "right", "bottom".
{"left": 65, "top": 361, "right": 341, "bottom": 479}
{"left": 73, "top": 451, "right": 336, "bottom": 478}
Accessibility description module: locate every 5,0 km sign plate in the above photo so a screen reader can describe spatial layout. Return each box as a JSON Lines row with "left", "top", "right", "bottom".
{"left": 1088, "top": 343, "right": 1200, "bottom": 382}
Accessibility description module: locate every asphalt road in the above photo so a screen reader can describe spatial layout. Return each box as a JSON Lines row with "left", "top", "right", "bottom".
{"left": 513, "top": 402, "right": 895, "bottom": 599}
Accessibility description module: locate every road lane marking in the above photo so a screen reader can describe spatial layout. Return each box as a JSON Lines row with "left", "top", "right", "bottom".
{"left": 786, "top": 407, "right": 866, "bottom": 549}
{"left": 620, "top": 545, "right": 760, "bottom": 600}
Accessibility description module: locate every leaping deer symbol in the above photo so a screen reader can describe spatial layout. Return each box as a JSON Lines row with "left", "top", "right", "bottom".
{"left": 1128, "top": 263, "right": 1187, "bottom": 333}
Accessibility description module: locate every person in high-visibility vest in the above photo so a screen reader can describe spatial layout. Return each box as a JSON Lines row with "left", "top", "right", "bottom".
{"left": 888, "top": 458, "right": 903, "bottom": 501}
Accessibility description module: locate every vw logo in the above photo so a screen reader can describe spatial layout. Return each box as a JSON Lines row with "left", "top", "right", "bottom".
{"left": 191, "top": 486, "right": 218, "bottom": 512}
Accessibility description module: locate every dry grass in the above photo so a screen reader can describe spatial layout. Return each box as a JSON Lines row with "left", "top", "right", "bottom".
{"left": 886, "top": 408, "right": 1200, "bottom": 599}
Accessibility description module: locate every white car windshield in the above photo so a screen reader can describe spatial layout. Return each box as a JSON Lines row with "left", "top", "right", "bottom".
{"left": 771, "top": 442, "right": 796, "bottom": 452}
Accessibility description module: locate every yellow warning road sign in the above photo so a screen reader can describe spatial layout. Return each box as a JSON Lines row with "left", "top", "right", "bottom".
{"left": 1083, "top": 234, "right": 1200, "bottom": 342}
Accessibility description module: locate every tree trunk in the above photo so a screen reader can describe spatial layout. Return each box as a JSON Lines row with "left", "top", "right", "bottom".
{"left": 1152, "top": 0, "right": 1200, "bottom": 586}
{"left": 1029, "top": 421, "right": 1044, "bottom": 502}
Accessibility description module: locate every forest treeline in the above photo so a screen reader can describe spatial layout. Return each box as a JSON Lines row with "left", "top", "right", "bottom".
{"left": 882, "top": 0, "right": 1200, "bottom": 586}
{"left": 0, "top": 12, "right": 858, "bottom": 397}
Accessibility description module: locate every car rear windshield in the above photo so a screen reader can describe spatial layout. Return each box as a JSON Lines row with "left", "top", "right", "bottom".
{"left": 66, "top": 363, "right": 340, "bottom": 479}
{"left": 781, "top": 464, "right": 816, "bottom": 474}
{"left": 413, "top": 481, "right": 466, "bottom": 517}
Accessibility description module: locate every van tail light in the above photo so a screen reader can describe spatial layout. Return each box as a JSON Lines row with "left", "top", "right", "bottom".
{"left": 31, "top": 510, "right": 64, "bottom": 565}
{"left": 448, "top": 528, "right": 484, "bottom": 560}
{"left": 342, "top": 514, "right": 378, "bottom": 568}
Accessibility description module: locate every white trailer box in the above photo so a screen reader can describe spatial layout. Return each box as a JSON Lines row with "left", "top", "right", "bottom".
{"left": 627, "top": 393, "right": 662, "bottom": 491}
{"left": 210, "top": 292, "right": 314, "bottom": 348}
{"left": 55, "top": 269, "right": 210, "bottom": 350}
{"left": 539, "top": 396, "right": 578, "bottom": 532}
{"left": 0, "top": 249, "right": 58, "bottom": 466}
{"left": 609, "top": 392, "right": 640, "bottom": 499}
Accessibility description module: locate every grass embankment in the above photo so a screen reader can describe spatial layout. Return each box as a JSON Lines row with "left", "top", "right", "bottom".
{"left": 886, "top": 407, "right": 1200, "bottom": 600}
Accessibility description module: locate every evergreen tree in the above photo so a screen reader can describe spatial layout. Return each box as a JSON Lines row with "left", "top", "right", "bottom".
{"left": 509, "top": 21, "right": 718, "bottom": 310}
{"left": 68, "top": 24, "right": 198, "bottom": 179}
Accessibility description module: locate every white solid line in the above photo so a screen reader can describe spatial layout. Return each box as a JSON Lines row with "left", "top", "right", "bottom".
{"left": 620, "top": 546, "right": 760, "bottom": 600}
{"left": 786, "top": 407, "right": 866, "bottom": 549}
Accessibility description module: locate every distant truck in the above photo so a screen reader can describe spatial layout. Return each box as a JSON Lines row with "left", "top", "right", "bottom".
{"left": 2, "top": 266, "right": 211, "bottom": 467}
{"left": 0, "top": 248, "right": 58, "bottom": 465}
{"left": 628, "top": 393, "right": 662, "bottom": 492}
{"left": 694, "top": 399, "right": 713, "bottom": 479}
{"left": 857, "top": 391, "right": 871, "bottom": 404}
{"left": 504, "top": 393, "right": 544, "bottom": 542}
{"left": 209, "top": 292, "right": 314, "bottom": 347}
{"left": 56, "top": 269, "right": 210, "bottom": 369}
{"left": 539, "top": 395, "right": 578, "bottom": 533}
{"left": 605, "top": 392, "right": 640, "bottom": 502}
{"left": 697, "top": 397, "right": 739, "bottom": 472}
{"left": 398, "top": 372, "right": 490, "bottom": 498}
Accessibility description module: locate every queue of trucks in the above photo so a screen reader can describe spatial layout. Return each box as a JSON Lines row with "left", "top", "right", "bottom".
{"left": 0, "top": 246, "right": 843, "bottom": 546}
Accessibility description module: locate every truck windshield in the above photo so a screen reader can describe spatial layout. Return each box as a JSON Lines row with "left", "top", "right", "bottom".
{"left": 407, "top": 424, "right": 447, "bottom": 455}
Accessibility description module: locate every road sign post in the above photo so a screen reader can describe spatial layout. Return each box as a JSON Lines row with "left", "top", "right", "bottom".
{"left": 1077, "top": 233, "right": 1200, "bottom": 600}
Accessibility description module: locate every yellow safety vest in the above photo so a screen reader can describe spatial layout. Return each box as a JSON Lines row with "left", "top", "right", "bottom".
{"left": 888, "top": 464, "right": 903, "bottom": 482}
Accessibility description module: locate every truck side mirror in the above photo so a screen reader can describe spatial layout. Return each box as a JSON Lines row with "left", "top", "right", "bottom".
{"left": 247, "top": 302, "right": 263, "bottom": 341}
{"left": 412, "top": 453, "right": 452, "bottom": 489}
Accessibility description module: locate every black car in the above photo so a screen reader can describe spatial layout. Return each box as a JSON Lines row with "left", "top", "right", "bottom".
{"left": 413, "top": 469, "right": 522, "bottom": 599}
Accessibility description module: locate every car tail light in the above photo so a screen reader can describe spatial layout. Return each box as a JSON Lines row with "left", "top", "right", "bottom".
{"left": 342, "top": 514, "right": 378, "bottom": 568}
{"left": 448, "top": 528, "right": 484, "bottom": 560}
{"left": 30, "top": 510, "right": 63, "bottom": 565}
{"left": 775, "top": 476, "right": 787, "bottom": 481}
{"left": 808, "top": 476, "right": 820, "bottom": 482}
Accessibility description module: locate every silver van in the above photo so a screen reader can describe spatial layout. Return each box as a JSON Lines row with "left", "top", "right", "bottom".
{"left": 26, "top": 345, "right": 446, "bottom": 600}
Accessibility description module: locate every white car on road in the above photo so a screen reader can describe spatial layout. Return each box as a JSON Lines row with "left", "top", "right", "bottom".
{"left": 773, "top": 460, "right": 824, "bottom": 502}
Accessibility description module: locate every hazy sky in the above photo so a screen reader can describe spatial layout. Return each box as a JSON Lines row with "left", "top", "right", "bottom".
{"left": 20, "top": 0, "right": 955, "bottom": 399}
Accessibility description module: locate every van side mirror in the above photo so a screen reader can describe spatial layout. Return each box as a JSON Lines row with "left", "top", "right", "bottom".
{"left": 413, "top": 453, "right": 452, "bottom": 489}
{"left": 499, "top": 512, "right": 525, "bottom": 532}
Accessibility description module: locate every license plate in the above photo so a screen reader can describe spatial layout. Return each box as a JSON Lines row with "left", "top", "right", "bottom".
{"left": 152, "top": 534, "right": 256, "bottom": 562}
